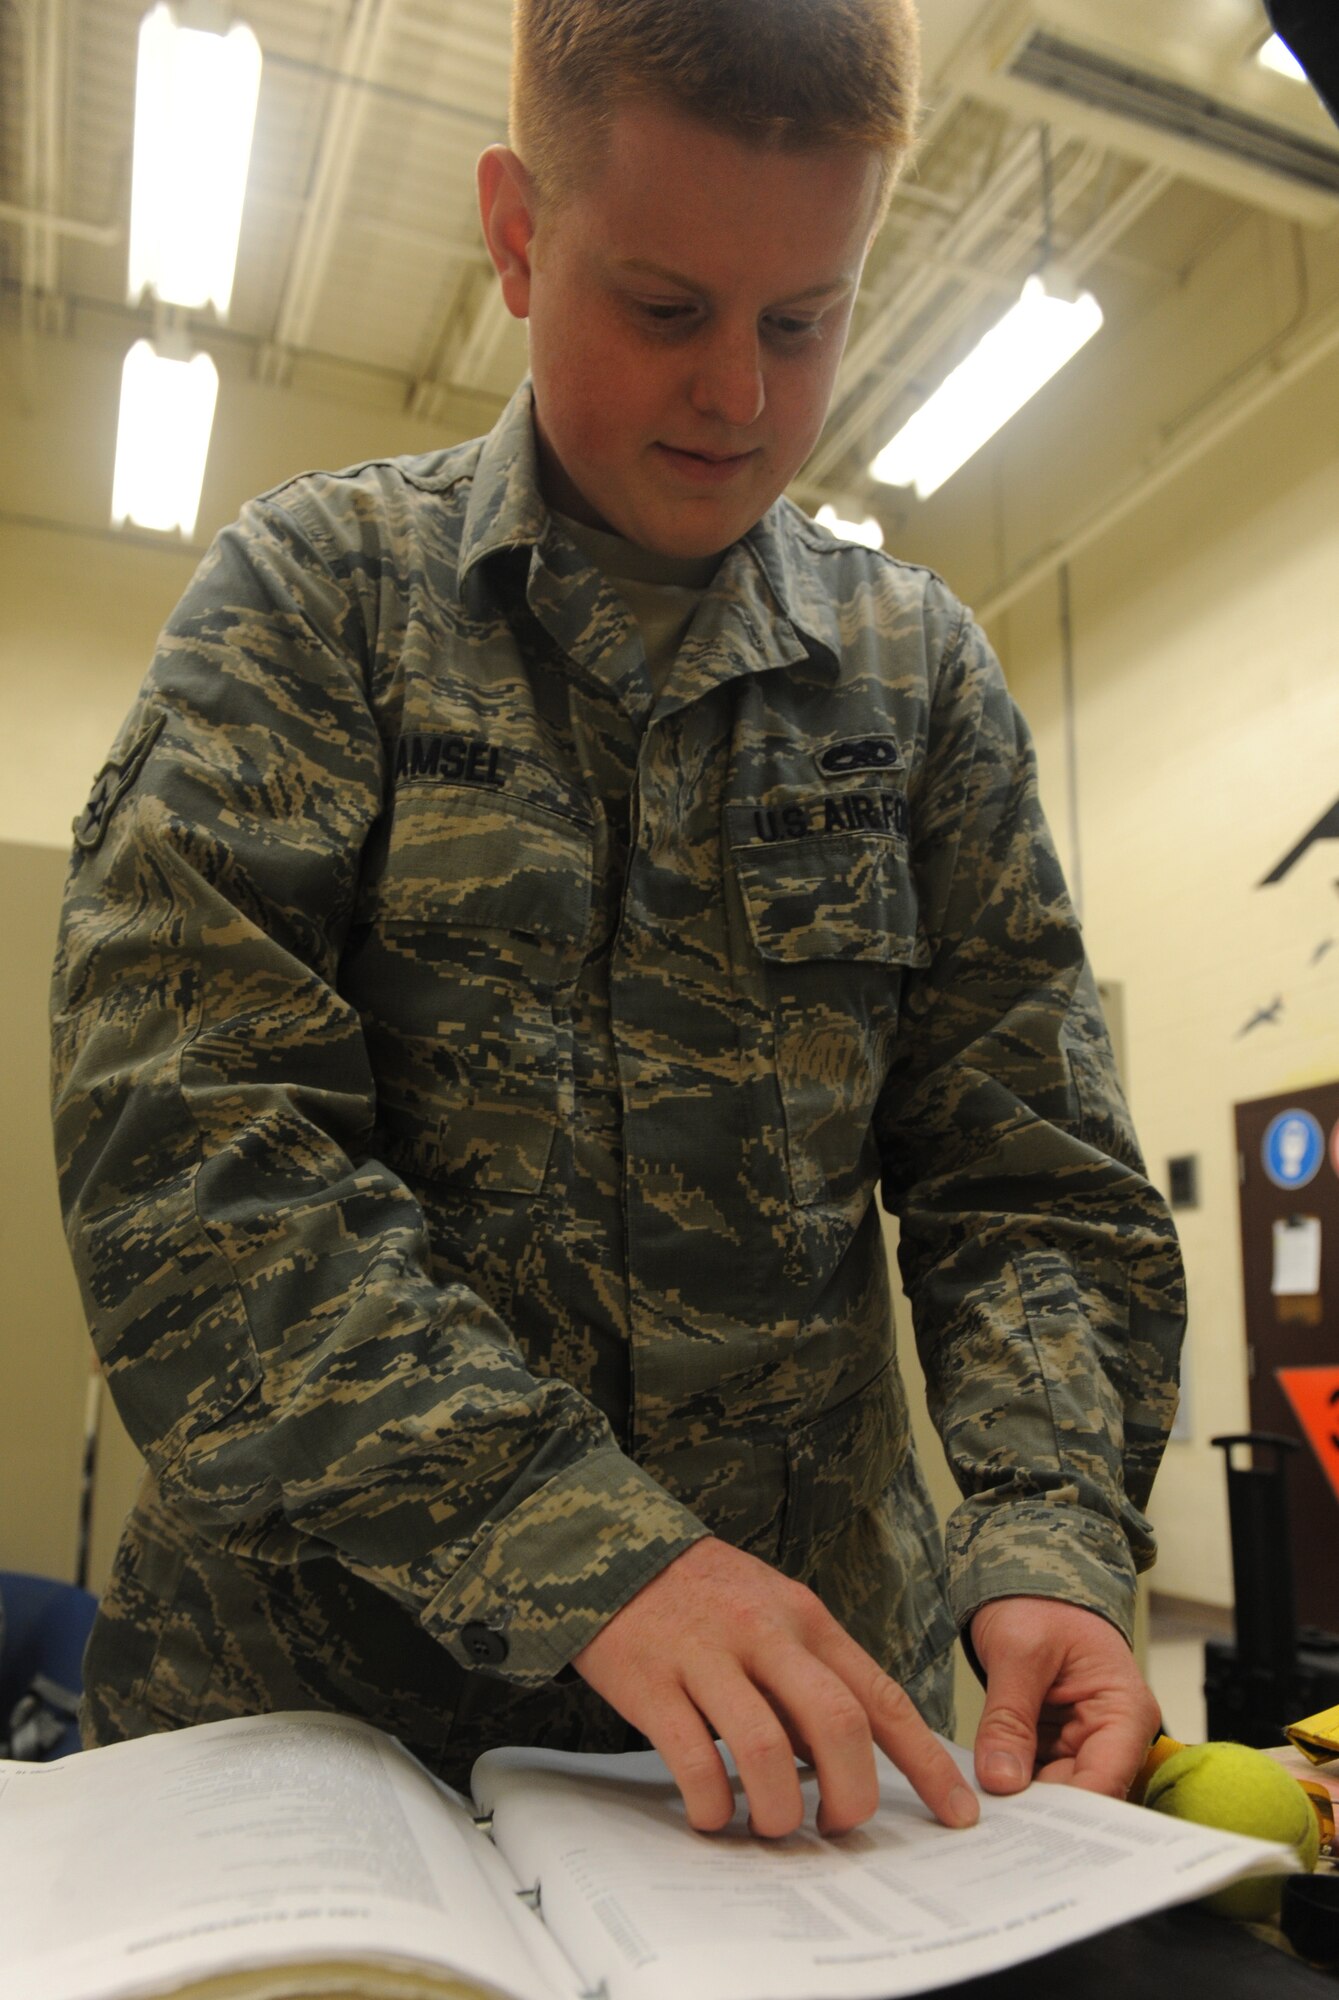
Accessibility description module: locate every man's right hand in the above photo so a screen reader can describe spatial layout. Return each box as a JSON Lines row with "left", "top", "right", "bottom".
{"left": 571, "top": 1536, "right": 978, "bottom": 1839}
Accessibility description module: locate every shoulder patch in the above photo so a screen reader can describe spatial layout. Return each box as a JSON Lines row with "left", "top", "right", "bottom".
{"left": 73, "top": 710, "right": 166, "bottom": 853}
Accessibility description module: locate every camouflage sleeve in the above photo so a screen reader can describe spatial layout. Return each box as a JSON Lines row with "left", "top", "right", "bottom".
{"left": 50, "top": 494, "right": 707, "bottom": 1687}
{"left": 875, "top": 588, "right": 1185, "bottom": 1647}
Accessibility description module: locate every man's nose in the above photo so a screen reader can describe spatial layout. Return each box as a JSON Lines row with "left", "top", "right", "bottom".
{"left": 688, "top": 322, "right": 765, "bottom": 430}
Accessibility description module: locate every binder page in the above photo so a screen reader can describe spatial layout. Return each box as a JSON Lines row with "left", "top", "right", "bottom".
{"left": 473, "top": 1737, "right": 1297, "bottom": 2000}
{"left": 0, "top": 1712, "right": 567, "bottom": 2000}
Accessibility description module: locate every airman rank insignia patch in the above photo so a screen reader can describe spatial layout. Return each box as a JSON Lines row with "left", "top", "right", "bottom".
{"left": 72, "top": 710, "right": 166, "bottom": 853}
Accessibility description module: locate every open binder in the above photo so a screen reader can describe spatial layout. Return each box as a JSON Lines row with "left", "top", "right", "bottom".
{"left": 0, "top": 1708, "right": 1303, "bottom": 2000}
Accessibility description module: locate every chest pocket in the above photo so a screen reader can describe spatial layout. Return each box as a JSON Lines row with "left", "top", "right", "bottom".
{"left": 346, "top": 785, "right": 593, "bottom": 1196}
{"left": 731, "top": 816, "right": 927, "bottom": 1207}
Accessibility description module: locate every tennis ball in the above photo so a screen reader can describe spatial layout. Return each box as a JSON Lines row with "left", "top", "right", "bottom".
{"left": 1144, "top": 1740, "right": 1321, "bottom": 1921}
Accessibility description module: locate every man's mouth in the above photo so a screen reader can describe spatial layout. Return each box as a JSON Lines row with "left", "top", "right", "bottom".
{"left": 657, "top": 443, "right": 757, "bottom": 478}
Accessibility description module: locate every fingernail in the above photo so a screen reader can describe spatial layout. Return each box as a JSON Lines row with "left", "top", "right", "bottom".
{"left": 983, "top": 1751, "right": 1025, "bottom": 1789}
{"left": 948, "top": 1784, "right": 979, "bottom": 1827}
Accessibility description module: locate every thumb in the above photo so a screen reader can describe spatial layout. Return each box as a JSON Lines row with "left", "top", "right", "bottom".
{"left": 973, "top": 1646, "right": 1046, "bottom": 1795}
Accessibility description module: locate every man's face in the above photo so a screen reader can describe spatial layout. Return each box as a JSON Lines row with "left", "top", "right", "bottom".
{"left": 479, "top": 100, "right": 882, "bottom": 558}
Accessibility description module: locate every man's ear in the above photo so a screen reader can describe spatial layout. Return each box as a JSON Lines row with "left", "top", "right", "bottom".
{"left": 477, "top": 145, "right": 536, "bottom": 319}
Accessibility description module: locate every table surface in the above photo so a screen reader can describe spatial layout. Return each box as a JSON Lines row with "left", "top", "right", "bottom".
{"left": 945, "top": 1903, "right": 1336, "bottom": 1997}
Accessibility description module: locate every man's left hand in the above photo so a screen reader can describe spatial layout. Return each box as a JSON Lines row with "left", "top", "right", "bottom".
{"left": 969, "top": 1596, "right": 1160, "bottom": 1800}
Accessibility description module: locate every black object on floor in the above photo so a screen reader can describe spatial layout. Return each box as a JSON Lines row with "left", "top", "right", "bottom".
{"left": 1204, "top": 1434, "right": 1339, "bottom": 1748}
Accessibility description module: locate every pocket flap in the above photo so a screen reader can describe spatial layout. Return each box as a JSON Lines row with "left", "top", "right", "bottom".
{"left": 370, "top": 789, "right": 593, "bottom": 947}
{"left": 731, "top": 826, "right": 927, "bottom": 967}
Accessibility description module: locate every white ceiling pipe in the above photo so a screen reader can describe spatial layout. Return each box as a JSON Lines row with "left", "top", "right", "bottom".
{"left": 266, "top": 0, "right": 397, "bottom": 360}
{"left": 0, "top": 201, "right": 120, "bottom": 245}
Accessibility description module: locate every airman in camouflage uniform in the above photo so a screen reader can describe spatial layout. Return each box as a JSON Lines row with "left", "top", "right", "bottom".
{"left": 51, "top": 0, "right": 1185, "bottom": 1831}
{"left": 51, "top": 372, "right": 1183, "bottom": 1793}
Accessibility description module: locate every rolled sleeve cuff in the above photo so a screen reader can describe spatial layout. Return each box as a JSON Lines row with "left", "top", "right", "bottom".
{"left": 422, "top": 1445, "right": 712, "bottom": 1684}
{"left": 945, "top": 1494, "right": 1139, "bottom": 1652}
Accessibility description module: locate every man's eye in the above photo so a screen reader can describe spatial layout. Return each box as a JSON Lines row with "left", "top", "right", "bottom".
{"left": 639, "top": 301, "right": 693, "bottom": 324}
{"left": 768, "top": 315, "right": 820, "bottom": 341}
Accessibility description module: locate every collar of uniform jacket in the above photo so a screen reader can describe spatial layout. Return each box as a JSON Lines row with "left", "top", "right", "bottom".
{"left": 455, "top": 378, "right": 844, "bottom": 689}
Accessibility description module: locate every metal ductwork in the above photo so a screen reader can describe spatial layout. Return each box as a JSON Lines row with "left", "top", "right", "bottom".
{"left": 1008, "top": 27, "right": 1339, "bottom": 196}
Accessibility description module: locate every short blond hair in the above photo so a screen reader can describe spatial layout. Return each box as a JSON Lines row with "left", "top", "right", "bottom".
{"left": 509, "top": 0, "right": 920, "bottom": 234}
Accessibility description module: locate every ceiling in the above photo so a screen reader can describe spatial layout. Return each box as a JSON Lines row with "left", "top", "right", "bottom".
{"left": 3, "top": 0, "right": 1338, "bottom": 531}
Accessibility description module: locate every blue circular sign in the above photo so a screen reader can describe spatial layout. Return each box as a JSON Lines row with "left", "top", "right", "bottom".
{"left": 1262, "top": 1110, "right": 1324, "bottom": 1190}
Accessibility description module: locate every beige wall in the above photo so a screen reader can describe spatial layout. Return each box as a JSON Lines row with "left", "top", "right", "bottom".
{"left": 887, "top": 194, "right": 1339, "bottom": 1615}
{"left": 996, "top": 355, "right": 1339, "bottom": 1610}
{"left": 0, "top": 334, "right": 501, "bottom": 1597}
{"left": 0, "top": 842, "right": 143, "bottom": 1590}
{"left": 0, "top": 323, "right": 498, "bottom": 850}
{"left": 0, "top": 526, "right": 198, "bottom": 851}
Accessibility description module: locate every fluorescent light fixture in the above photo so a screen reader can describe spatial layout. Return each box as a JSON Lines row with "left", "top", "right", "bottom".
{"left": 815, "top": 506, "right": 885, "bottom": 550}
{"left": 1257, "top": 32, "right": 1307, "bottom": 82}
{"left": 128, "top": 1, "right": 262, "bottom": 315}
{"left": 869, "top": 272, "right": 1104, "bottom": 499}
{"left": 112, "top": 338, "right": 219, "bottom": 535}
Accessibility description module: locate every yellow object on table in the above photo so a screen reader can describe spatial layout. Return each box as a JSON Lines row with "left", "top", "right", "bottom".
{"left": 1129, "top": 1731, "right": 1186, "bottom": 1805}
{"left": 1143, "top": 1741, "right": 1321, "bottom": 1921}
{"left": 1285, "top": 1702, "right": 1339, "bottom": 1766}
{"left": 1295, "top": 1779, "right": 1336, "bottom": 1854}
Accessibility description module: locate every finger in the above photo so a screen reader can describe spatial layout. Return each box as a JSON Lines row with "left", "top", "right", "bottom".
{"left": 814, "top": 1628, "right": 977, "bottom": 1831}
{"left": 684, "top": 1661, "right": 806, "bottom": 1839}
{"left": 1065, "top": 1715, "right": 1156, "bottom": 1799}
{"left": 638, "top": 1687, "right": 740, "bottom": 1833}
{"left": 759, "top": 1683, "right": 815, "bottom": 1770}
{"left": 859, "top": 1661, "right": 979, "bottom": 1830}
{"left": 1032, "top": 1710, "right": 1076, "bottom": 1764}
{"left": 751, "top": 1648, "right": 879, "bottom": 1836}
{"left": 974, "top": 1649, "right": 1048, "bottom": 1794}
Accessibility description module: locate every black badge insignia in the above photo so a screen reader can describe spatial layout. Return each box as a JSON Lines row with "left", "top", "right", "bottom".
{"left": 73, "top": 710, "right": 167, "bottom": 853}
{"left": 815, "top": 734, "right": 902, "bottom": 778}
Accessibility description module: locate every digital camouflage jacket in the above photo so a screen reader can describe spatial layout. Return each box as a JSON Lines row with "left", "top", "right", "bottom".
{"left": 51, "top": 380, "right": 1184, "bottom": 1781}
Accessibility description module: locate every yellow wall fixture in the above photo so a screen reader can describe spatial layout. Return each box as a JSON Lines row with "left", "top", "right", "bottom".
{"left": 128, "top": 0, "right": 262, "bottom": 316}
{"left": 869, "top": 270, "right": 1103, "bottom": 500}
{"left": 111, "top": 336, "right": 220, "bottom": 535}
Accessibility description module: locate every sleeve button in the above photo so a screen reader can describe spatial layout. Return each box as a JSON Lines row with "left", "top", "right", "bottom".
{"left": 462, "top": 1622, "right": 509, "bottom": 1667}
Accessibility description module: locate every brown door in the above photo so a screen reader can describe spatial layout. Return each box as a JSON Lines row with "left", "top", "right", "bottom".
{"left": 1236, "top": 1081, "right": 1339, "bottom": 1635}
